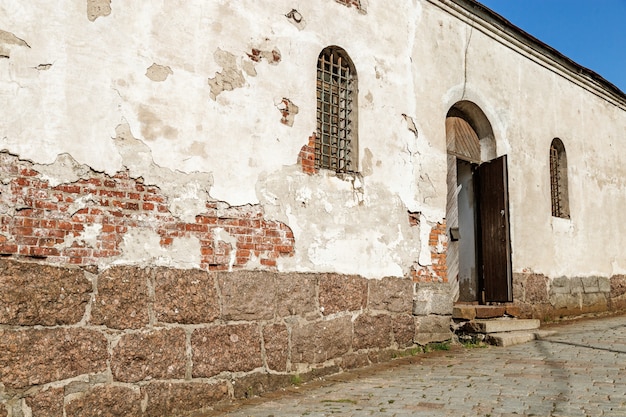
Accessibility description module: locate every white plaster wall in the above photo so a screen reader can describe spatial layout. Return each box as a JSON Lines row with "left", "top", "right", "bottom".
{"left": 0, "top": 0, "right": 443, "bottom": 278}
{"left": 1, "top": 0, "right": 624, "bottom": 279}
{"left": 417, "top": 2, "right": 626, "bottom": 279}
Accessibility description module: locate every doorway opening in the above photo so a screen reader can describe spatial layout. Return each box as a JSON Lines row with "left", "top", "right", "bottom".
{"left": 445, "top": 101, "right": 512, "bottom": 304}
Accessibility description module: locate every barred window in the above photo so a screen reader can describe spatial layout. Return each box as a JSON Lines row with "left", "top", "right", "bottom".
{"left": 316, "top": 46, "right": 357, "bottom": 173}
{"left": 550, "top": 138, "right": 569, "bottom": 218}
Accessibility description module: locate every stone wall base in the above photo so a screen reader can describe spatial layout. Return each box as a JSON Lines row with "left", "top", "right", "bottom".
{"left": 512, "top": 273, "right": 626, "bottom": 320}
{"left": 0, "top": 259, "right": 453, "bottom": 416}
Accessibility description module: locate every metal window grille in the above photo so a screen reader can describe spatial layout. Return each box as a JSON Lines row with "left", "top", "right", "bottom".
{"left": 550, "top": 144, "right": 562, "bottom": 217}
{"left": 316, "top": 48, "right": 356, "bottom": 173}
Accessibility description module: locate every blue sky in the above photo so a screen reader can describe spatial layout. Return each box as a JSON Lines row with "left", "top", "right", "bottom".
{"left": 478, "top": 0, "right": 626, "bottom": 94}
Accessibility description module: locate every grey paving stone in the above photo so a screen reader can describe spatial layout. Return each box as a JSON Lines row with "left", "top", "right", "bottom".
{"left": 204, "top": 314, "right": 626, "bottom": 417}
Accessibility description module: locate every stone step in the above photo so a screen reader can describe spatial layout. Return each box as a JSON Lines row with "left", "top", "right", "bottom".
{"left": 453, "top": 304, "right": 521, "bottom": 320}
{"left": 469, "top": 318, "right": 540, "bottom": 334}
{"left": 487, "top": 329, "right": 558, "bottom": 347}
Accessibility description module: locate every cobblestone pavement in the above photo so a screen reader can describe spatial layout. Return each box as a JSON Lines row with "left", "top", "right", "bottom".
{"left": 206, "top": 314, "right": 626, "bottom": 417}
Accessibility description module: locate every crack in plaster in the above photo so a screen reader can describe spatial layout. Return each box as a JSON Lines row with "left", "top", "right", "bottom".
{"left": 462, "top": 21, "right": 474, "bottom": 99}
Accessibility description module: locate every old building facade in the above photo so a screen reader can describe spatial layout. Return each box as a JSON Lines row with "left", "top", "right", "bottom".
{"left": 1, "top": 0, "right": 625, "bottom": 415}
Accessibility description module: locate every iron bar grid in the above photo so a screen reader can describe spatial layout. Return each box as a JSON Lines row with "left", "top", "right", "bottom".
{"left": 550, "top": 144, "right": 562, "bottom": 217}
{"left": 316, "top": 48, "right": 355, "bottom": 173}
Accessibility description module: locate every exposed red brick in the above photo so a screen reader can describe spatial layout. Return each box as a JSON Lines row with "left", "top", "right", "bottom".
{"left": 0, "top": 152, "right": 295, "bottom": 273}
{"left": 297, "top": 134, "right": 318, "bottom": 174}
{"left": 411, "top": 221, "right": 447, "bottom": 283}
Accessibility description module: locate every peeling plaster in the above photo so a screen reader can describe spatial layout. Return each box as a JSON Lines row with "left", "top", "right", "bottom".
{"left": 258, "top": 166, "right": 421, "bottom": 278}
{"left": 87, "top": 0, "right": 112, "bottom": 22}
{"left": 207, "top": 45, "right": 280, "bottom": 100}
{"left": 113, "top": 123, "right": 213, "bottom": 222}
{"left": 213, "top": 227, "right": 237, "bottom": 271}
{"left": 247, "top": 48, "right": 281, "bottom": 65}
{"left": 33, "top": 153, "right": 96, "bottom": 187}
{"left": 276, "top": 98, "right": 299, "bottom": 127}
{"left": 285, "top": 9, "right": 306, "bottom": 30}
{"left": 32, "top": 144, "right": 212, "bottom": 223}
{"left": 145, "top": 63, "right": 173, "bottom": 82}
{"left": 56, "top": 224, "right": 102, "bottom": 251}
{"left": 208, "top": 49, "right": 246, "bottom": 100}
{"left": 0, "top": 29, "right": 30, "bottom": 58}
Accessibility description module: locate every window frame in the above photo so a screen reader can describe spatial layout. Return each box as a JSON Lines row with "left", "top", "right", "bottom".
{"left": 315, "top": 46, "right": 358, "bottom": 174}
{"left": 549, "top": 138, "right": 570, "bottom": 219}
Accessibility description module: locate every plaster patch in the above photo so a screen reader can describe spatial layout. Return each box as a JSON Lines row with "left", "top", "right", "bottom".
{"left": 87, "top": 0, "right": 111, "bottom": 21}
{"left": 113, "top": 123, "right": 213, "bottom": 222}
{"left": 116, "top": 228, "right": 201, "bottom": 269}
{"left": 33, "top": 153, "right": 95, "bottom": 187}
{"left": 213, "top": 227, "right": 237, "bottom": 271}
{"left": 145, "top": 63, "right": 173, "bottom": 82}
{"left": 56, "top": 224, "right": 102, "bottom": 250}
{"left": 208, "top": 49, "right": 246, "bottom": 100}
{"left": 276, "top": 98, "right": 299, "bottom": 127}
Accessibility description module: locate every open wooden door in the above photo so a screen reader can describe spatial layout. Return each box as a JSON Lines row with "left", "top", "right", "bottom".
{"left": 477, "top": 155, "right": 512, "bottom": 302}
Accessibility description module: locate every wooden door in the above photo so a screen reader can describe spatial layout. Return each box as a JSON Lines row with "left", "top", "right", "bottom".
{"left": 477, "top": 155, "right": 512, "bottom": 302}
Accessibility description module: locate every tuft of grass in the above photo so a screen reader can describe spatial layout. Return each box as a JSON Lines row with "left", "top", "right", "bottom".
{"left": 461, "top": 340, "right": 486, "bottom": 349}
{"left": 291, "top": 374, "right": 303, "bottom": 385}
{"left": 424, "top": 341, "right": 451, "bottom": 352}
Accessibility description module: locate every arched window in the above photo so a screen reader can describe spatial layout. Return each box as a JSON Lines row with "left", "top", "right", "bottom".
{"left": 550, "top": 138, "right": 569, "bottom": 218}
{"left": 316, "top": 46, "right": 357, "bottom": 173}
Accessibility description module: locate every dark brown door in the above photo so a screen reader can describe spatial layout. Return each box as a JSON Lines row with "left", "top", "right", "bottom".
{"left": 477, "top": 155, "right": 512, "bottom": 302}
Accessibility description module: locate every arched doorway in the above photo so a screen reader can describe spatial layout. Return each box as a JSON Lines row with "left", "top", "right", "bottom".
{"left": 446, "top": 101, "right": 512, "bottom": 303}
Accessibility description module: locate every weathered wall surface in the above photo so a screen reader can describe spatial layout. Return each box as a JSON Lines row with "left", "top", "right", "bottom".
{"left": 416, "top": 1, "right": 626, "bottom": 312}
{"left": 0, "top": 0, "right": 445, "bottom": 280}
{"left": 1, "top": 0, "right": 626, "bottom": 414}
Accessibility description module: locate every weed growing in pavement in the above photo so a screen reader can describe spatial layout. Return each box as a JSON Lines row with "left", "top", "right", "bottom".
{"left": 424, "top": 341, "right": 451, "bottom": 352}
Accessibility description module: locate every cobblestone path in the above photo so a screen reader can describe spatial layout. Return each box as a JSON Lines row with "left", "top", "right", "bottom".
{"left": 204, "top": 314, "right": 626, "bottom": 417}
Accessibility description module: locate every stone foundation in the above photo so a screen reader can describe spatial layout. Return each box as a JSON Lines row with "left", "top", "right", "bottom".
{"left": 512, "top": 273, "right": 626, "bottom": 320}
{"left": 0, "top": 259, "right": 452, "bottom": 416}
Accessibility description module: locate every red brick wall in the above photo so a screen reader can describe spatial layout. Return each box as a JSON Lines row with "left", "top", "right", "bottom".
{"left": 0, "top": 152, "right": 294, "bottom": 270}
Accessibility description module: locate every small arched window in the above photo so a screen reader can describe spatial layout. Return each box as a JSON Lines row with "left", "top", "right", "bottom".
{"left": 550, "top": 138, "right": 569, "bottom": 218}
{"left": 316, "top": 46, "right": 358, "bottom": 173}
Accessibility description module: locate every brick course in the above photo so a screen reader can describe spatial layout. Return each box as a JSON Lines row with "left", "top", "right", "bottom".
{"left": 0, "top": 152, "right": 295, "bottom": 271}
